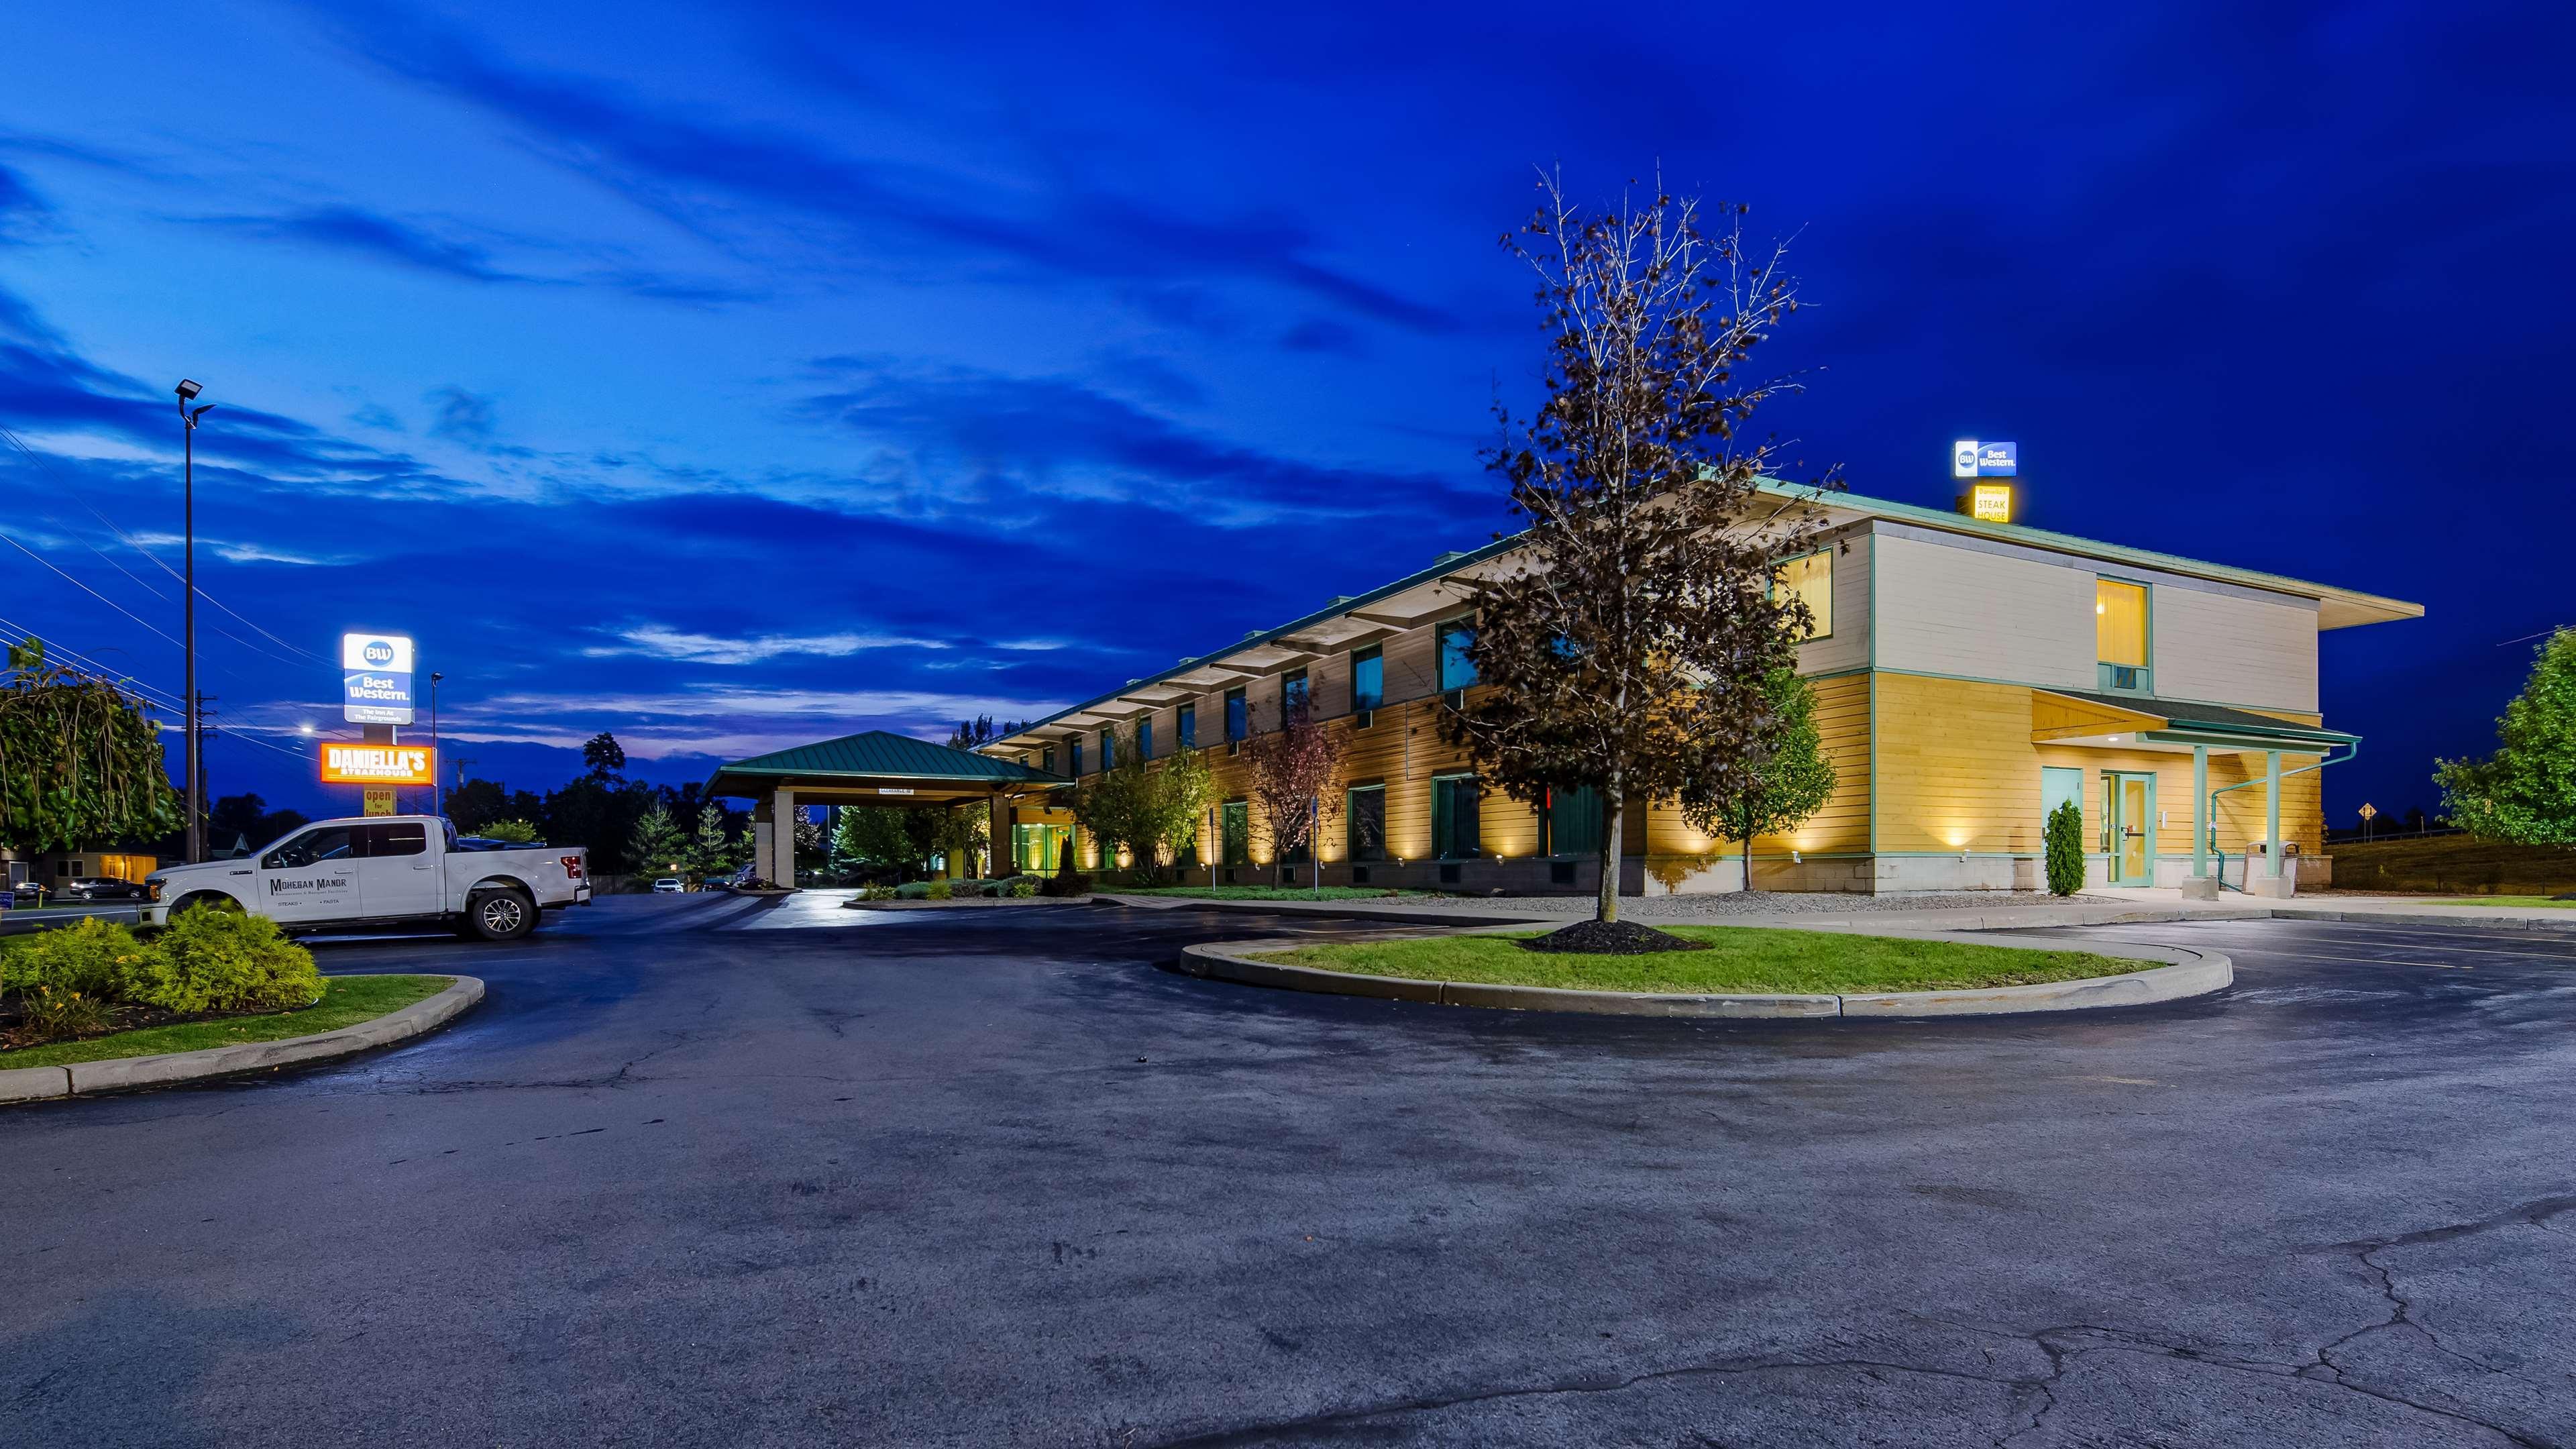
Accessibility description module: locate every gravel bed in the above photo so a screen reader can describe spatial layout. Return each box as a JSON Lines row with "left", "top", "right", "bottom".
{"left": 1403, "top": 890, "right": 2117, "bottom": 920}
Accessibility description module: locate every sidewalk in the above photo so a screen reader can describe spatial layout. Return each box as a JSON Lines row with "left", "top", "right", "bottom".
{"left": 1095, "top": 889, "right": 2576, "bottom": 936}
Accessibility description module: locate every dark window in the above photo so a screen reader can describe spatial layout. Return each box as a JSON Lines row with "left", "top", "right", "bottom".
{"left": 1176, "top": 703, "right": 1196, "bottom": 751}
{"left": 1099, "top": 729, "right": 1116, "bottom": 771}
{"left": 1041, "top": 744, "right": 1056, "bottom": 773}
{"left": 1346, "top": 785, "right": 1387, "bottom": 862}
{"left": 266, "top": 826, "right": 357, "bottom": 870}
{"left": 1070, "top": 740, "right": 1083, "bottom": 775}
{"left": 1221, "top": 801, "right": 1250, "bottom": 865}
{"left": 1540, "top": 786, "right": 1603, "bottom": 858}
{"left": 1281, "top": 668, "right": 1309, "bottom": 720}
{"left": 1138, "top": 719, "right": 1154, "bottom": 761}
{"left": 1225, "top": 688, "right": 1248, "bottom": 742}
{"left": 1430, "top": 775, "right": 1481, "bottom": 859}
{"left": 359, "top": 822, "right": 429, "bottom": 857}
{"left": 1351, "top": 645, "right": 1383, "bottom": 712}
{"left": 1438, "top": 620, "right": 1479, "bottom": 691}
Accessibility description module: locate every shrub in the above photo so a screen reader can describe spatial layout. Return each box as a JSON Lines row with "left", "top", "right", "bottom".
{"left": 1007, "top": 877, "right": 1038, "bottom": 898}
{"left": 860, "top": 884, "right": 897, "bottom": 902}
{"left": 2044, "top": 800, "right": 2086, "bottom": 897}
{"left": 926, "top": 879, "right": 954, "bottom": 902}
{"left": 894, "top": 881, "right": 930, "bottom": 900}
{"left": 3, "top": 916, "right": 152, "bottom": 998}
{"left": 126, "top": 908, "right": 324, "bottom": 1014}
{"left": 1039, "top": 871, "right": 1093, "bottom": 899}
{"left": 18, "top": 983, "right": 115, "bottom": 1040}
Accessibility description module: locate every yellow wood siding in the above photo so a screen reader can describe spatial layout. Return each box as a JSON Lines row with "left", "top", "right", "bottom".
{"left": 1640, "top": 671, "right": 1870, "bottom": 858}
{"left": 1874, "top": 674, "right": 2045, "bottom": 853}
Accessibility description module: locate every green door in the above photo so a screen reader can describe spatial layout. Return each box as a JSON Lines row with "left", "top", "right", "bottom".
{"left": 2106, "top": 772, "right": 2157, "bottom": 884}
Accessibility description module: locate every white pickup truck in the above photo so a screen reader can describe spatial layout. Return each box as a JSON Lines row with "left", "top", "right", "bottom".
{"left": 144, "top": 815, "right": 591, "bottom": 941}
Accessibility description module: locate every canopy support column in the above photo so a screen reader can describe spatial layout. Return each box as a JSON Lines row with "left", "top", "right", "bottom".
{"left": 2265, "top": 750, "right": 2283, "bottom": 879}
{"left": 2191, "top": 745, "right": 2210, "bottom": 879}
{"left": 769, "top": 786, "right": 798, "bottom": 888}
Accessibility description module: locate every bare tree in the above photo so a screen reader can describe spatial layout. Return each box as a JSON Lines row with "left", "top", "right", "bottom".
{"left": 1240, "top": 694, "right": 1344, "bottom": 885}
{"left": 1442, "top": 171, "right": 1837, "bottom": 935}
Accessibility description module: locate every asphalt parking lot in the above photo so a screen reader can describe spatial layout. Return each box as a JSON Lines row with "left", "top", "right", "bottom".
{"left": 6, "top": 898, "right": 2573, "bottom": 1447}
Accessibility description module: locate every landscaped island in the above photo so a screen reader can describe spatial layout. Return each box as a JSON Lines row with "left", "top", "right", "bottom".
{"left": 0, "top": 973, "right": 455, "bottom": 1070}
{"left": 1251, "top": 926, "right": 2143, "bottom": 996}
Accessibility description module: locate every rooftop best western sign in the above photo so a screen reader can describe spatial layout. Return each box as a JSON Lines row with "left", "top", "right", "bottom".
{"left": 341, "top": 631, "right": 416, "bottom": 724}
{"left": 320, "top": 743, "right": 437, "bottom": 787}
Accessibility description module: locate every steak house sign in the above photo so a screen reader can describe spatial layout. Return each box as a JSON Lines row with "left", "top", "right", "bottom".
{"left": 319, "top": 743, "right": 437, "bottom": 788}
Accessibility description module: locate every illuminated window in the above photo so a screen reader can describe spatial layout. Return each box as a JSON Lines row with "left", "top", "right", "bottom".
{"left": 1774, "top": 550, "right": 1833, "bottom": 639}
{"left": 2095, "top": 580, "right": 2148, "bottom": 666}
{"left": 2095, "top": 578, "right": 2151, "bottom": 693}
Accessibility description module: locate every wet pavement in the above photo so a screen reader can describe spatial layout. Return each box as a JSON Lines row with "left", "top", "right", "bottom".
{"left": 5, "top": 898, "right": 2572, "bottom": 1446}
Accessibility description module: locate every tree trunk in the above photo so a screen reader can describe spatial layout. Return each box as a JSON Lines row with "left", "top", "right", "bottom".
{"left": 1597, "top": 781, "right": 1623, "bottom": 924}
{"left": 1742, "top": 800, "right": 1754, "bottom": 895}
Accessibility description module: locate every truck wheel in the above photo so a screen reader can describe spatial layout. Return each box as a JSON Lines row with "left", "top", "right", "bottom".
{"left": 466, "top": 888, "right": 537, "bottom": 942}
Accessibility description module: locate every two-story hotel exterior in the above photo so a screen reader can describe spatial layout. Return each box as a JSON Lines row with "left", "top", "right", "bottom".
{"left": 968, "top": 482, "right": 2420, "bottom": 897}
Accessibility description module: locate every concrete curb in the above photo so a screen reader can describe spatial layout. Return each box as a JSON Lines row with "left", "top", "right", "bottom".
{"left": 843, "top": 896, "right": 1079, "bottom": 910}
{"left": 1177, "top": 936, "right": 2229, "bottom": 1020}
{"left": 3, "top": 975, "right": 484, "bottom": 1105}
{"left": 1110, "top": 890, "right": 2576, "bottom": 936}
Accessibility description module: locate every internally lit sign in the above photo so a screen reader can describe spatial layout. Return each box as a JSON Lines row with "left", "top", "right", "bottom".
{"left": 321, "top": 743, "right": 437, "bottom": 787}
{"left": 341, "top": 631, "right": 416, "bottom": 724}
{"left": 1970, "top": 482, "right": 2014, "bottom": 523}
{"left": 1951, "top": 440, "right": 2018, "bottom": 478}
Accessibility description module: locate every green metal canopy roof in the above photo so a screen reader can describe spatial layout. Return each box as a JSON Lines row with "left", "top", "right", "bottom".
{"left": 2037, "top": 689, "right": 2358, "bottom": 750}
{"left": 706, "top": 730, "right": 1068, "bottom": 800}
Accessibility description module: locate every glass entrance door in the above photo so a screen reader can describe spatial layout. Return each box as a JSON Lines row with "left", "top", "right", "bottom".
{"left": 2106, "top": 772, "right": 2157, "bottom": 884}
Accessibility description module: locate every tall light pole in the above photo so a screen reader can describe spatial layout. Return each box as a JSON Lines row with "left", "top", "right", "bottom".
{"left": 175, "top": 380, "right": 214, "bottom": 863}
{"left": 429, "top": 671, "right": 443, "bottom": 816}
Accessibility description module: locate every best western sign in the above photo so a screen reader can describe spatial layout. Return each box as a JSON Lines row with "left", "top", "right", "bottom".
{"left": 341, "top": 631, "right": 415, "bottom": 724}
{"left": 1950, "top": 439, "right": 2017, "bottom": 478}
{"left": 321, "top": 743, "right": 437, "bottom": 788}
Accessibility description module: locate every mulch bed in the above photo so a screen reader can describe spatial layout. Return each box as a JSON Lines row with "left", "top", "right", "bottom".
{"left": 1515, "top": 919, "right": 1708, "bottom": 955}
{"left": 0, "top": 997, "right": 318, "bottom": 1054}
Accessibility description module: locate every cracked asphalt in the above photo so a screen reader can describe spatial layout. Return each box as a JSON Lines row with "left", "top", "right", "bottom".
{"left": 6, "top": 898, "right": 2574, "bottom": 1446}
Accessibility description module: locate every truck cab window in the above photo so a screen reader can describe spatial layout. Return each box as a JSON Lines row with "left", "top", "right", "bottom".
{"left": 266, "top": 826, "right": 356, "bottom": 870}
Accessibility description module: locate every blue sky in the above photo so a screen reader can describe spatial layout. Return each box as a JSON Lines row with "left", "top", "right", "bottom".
{"left": 1, "top": 1, "right": 2567, "bottom": 824}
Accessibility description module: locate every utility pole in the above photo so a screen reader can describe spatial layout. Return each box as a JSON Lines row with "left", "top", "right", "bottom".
{"left": 175, "top": 380, "right": 213, "bottom": 863}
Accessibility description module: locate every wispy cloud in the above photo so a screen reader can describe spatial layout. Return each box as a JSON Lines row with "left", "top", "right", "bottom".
{"left": 585, "top": 625, "right": 947, "bottom": 665}
{"left": 313, "top": 9, "right": 1456, "bottom": 333}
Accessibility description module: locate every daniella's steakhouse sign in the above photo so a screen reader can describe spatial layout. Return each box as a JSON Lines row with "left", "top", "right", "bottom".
{"left": 319, "top": 743, "right": 437, "bottom": 787}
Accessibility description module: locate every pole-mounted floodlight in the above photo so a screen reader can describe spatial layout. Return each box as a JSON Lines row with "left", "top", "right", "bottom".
{"left": 175, "top": 380, "right": 211, "bottom": 862}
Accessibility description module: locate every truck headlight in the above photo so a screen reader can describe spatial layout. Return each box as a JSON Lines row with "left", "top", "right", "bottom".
{"left": 144, "top": 876, "right": 166, "bottom": 902}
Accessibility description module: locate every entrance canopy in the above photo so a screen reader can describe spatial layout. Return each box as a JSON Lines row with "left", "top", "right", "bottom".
{"left": 2031, "top": 689, "right": 2355, "bottom": 755}
{"left": 706, "top": 730, "right": 1069, "bottom": 805}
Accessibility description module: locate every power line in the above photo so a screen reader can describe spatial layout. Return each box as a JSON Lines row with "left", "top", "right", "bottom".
{"left": 0, "top": 616, "right": 315, "bottom": 759}
{"left": 0, "top": 423, "right": 329, "bottom": 665}
{"left": 0, "top": 525, "right": 184, "bottom": 649}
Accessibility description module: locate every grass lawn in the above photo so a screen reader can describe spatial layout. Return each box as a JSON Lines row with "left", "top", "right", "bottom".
{"left": 0, "top": 975, "right": 453, "bottom": 1070}
{"left": 2416, "top": 895, "right": 2576, "bottom": 908}
{"left": 1251, "top": 927, "right": 2143, "bottom": 995}
{"left": 1118, "top": 885, "right": 1430, "bottom": 901}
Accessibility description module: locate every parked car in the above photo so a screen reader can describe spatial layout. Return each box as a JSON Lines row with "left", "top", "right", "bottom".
{"left": 144, "top": 814, "right": 591, "bottom": 941}
{"left": 652, "top": 877, "right": 686, "bottom": 894}
{"left": 58, "top": 876, "right": 150, "bottom": 902}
